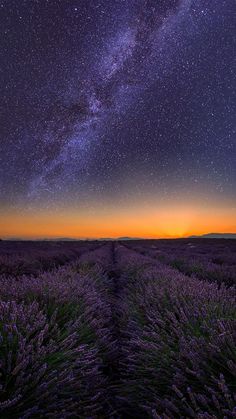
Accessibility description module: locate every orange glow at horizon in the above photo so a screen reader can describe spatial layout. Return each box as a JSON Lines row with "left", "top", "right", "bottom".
{"left": 1, "top": 203, "right": 235, "bottom": 239}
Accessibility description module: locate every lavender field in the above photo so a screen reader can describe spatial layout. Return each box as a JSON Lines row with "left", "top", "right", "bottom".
{"left": 0, "top": 239, "right": 235, "bottom": 418}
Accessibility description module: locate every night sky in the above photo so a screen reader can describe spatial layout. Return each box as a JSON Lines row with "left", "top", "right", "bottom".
{"left": 1, "top": 0, "right": 236, "bottom": 238}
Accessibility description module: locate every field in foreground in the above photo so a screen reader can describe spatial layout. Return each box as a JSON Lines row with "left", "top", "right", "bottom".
{"left": 0, "top": 239, "right": 235, "bottom": 418}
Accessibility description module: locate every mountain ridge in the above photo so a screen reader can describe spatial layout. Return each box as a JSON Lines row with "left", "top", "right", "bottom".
{"left": 189, "top": 233, "right": 236, "bottom": 239}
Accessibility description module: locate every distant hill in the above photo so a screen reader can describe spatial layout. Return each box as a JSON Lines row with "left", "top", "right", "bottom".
{"left": 48, "top": 238, "right": 79, "bottom": 241}
{"left": 189, "top": 233, "right": 236, "bottom": 239}
{"left": 118, "top": 237, "right": 143, "bottom": 240}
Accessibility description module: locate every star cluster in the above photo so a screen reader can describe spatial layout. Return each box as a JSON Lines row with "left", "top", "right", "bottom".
{"left": 0, "top": 0, "right": 236, "bottom": 222}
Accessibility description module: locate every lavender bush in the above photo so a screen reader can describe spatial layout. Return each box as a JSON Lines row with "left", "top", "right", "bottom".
{"left": 0, "top": 300, "right": 105, "bottom": 417}
{"left": 116, "top": 245, "right": 236, "bottom": 417}
{"left": 0, "top": 244, "right": 113, "bottom": 417}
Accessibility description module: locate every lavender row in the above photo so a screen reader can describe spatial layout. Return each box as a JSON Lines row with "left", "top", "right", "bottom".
{"left": 0, "top": 241, "right": 102, "bottom": 277}
{"left": 0, "top": 244, "right": 115, "bottom": 417}
{"left": 124, "top": 240, "right": 236, "bottom": 287}
{"left": 124, "top": 239, "right": 236, "bottom": 265}
{"left": 115, "top": 245, "right": 236, "bottom": 417}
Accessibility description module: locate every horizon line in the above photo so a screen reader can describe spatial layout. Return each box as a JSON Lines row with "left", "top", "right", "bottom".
{"left": 1, "top": 232, "right": 236, "bottom": 241}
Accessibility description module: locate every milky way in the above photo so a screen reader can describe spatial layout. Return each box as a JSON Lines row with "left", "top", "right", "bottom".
{"left": 1, "top": 0, "right": 236, "bottom": 212}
